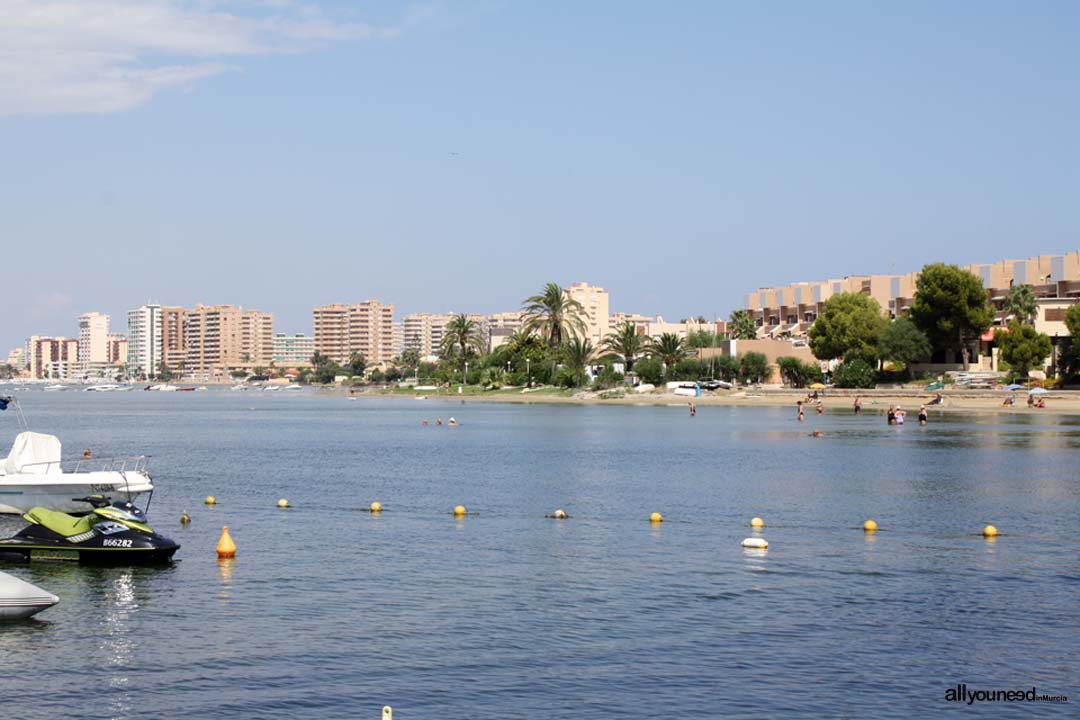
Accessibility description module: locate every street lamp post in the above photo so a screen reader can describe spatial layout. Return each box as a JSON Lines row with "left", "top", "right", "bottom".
{"left": 526, "top": 358, "right": 531, "bottom": 387}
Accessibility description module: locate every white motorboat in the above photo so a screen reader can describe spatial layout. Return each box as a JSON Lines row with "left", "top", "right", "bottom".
{"left": 0, "top": 431, "right": 154, "bottom": 514}
{"left": 85, "top": 384, "right": 121, "bottom": 392}
{"left": 0, "top": 571, "right": 59, "bottom": 620}
{"left": 43, "top": 385, "right": 66, "bottom": 392}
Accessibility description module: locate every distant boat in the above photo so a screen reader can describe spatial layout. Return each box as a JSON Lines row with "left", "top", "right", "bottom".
{"left": 282, "top": 384, "right": 301, "bottom": 391}
{"left": 85, "top": 384, "right": 121, "bottom": 392}
{"left": 43, "top": 385, "right": 65, "bottom": 392}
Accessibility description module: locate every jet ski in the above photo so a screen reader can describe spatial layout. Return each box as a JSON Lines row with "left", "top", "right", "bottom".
{"left": 0, "top": 496, "right": 179, "bottom": 565}
{"left": 0, "top": 571, "right": 59, "bottom": 620}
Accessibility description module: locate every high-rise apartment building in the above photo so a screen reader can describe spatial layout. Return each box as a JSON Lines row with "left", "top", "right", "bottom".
{"left": 107, "top": 334, "right": 127, "bottom": 367}
{"left": 402, "top": 313, "right": 452, "bottom": 358}
{"left": 127, "top": 304, "right": 162, "bottom": 379}
{"left": 565, "top": 282, "right": 610, "bottom": 345}
{"left": 7, "top": 348, "right": 25, "bottom": 370}
{"left": 313, "top": 301, "right": 395, "bottom": 366}
{"left": 78, "top": 312, "right": 111, "bottom": 379}
{"left": 183, "top": 304, "right": 274, "bottom": 376}
{"left": 391, "top": 321, "right": 405, "bottom": 358}
{"left": 160, "top": 306, "right": 186, "bottom": 372}
{"left": 272, "top": 333, "right": 316, "bottom": 367}
{"left": 26, "top": 336, "right": 79, "bottom": 380}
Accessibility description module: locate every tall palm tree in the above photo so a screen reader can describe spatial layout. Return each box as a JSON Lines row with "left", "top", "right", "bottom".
{"left": 440, "top": 313, "right": 485, "bottom": 383}
{"left": 650, "top": 333, "right": 687, "bottom": 375}
{"left": 728, "top": 309, "right": 757, "bottom": 340}
{"left": 601, "top": 321, "right": 645, "bottom": 373}
{"left": 522, "top": 282, "right": 586, "bottom": 373}
{"left": 561, "top": 336, "right": 596, "bottom": 388}
{"left": 1003, "top": 284, "right": 1038, "bottom": 325}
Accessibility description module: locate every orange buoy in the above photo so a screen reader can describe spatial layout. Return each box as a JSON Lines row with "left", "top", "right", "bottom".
{"left": 217, "top": 526, "right": 236, "bottom": 558}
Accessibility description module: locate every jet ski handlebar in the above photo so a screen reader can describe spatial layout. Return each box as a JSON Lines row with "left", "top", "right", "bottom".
{"left": 71, "top": 495, "right": 113, "bottom": 508}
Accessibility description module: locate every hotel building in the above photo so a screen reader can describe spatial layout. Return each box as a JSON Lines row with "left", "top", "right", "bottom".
{"left": 402, "top": 313, "right": 452, "bottom": 359}
{"left": 26, "top": 336, "right": 79, "bottom": 380}
{"left": 161, "top": 306, "right": 186, "bottom": 372}
{"left": 313, "top": 300, "right": 395, "bottom": 366}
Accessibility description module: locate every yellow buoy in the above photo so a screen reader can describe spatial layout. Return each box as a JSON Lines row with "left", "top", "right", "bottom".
{"left": 370, "top": 501, "right": 383, "bottom": 513}
{"left": 204, "top": 495, "right": 217, "bottom": 505}
{"left": 453, "top": 504, "right": 467, "bottom": 517}
{"left": 217, "top": 526, "right": 236, "bottom": 558}
{"left": 382, "top": 707, "right": 393, "bottom": 720}
{"left": 863, "top": 519, "right": 878, "bottom": 533}
{"left": 277, "top": 498, "right": 290, "bottom": 508}
{"left": 983, "top": 524, "right": 999, "bottom": 538}
{"left": 180, "top": 511, "right": 191, "bottom": 525}
{"left": 750, "top": 517, "right": 764, "bottom": 528}
{"left": 553, "top": 508, "right": 567, "bottom": 519}
{"left": 649, "top": 511, "right": 663, "bottom": 523}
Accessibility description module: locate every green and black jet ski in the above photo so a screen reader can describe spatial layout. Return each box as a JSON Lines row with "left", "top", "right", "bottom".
{"left": 0, "top": 496, "right": 179, "bottom": 565}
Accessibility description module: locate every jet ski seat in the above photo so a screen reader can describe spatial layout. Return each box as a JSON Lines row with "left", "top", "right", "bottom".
{"left": 23, "top": 508, "right": 95, "bottom": 537}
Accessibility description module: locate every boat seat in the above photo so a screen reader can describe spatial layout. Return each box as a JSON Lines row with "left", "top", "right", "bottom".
{"left": 23, "top": 508, "right": 95, "bottom": 537}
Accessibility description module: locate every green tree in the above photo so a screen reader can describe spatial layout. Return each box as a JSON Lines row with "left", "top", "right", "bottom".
{"left": 714, "top": 355, "right": 740, "bottom": 382}
{"left": 738, "top": 352, "right": 768, "bottom": 384}
{"left": 157, "top": 362, "right": 174, "bottom": 382}
{"left": 522, "top": 282, "right": 586, "bottom": 373}
{"left": 807, "top": 292, "right": 888, "bottom": 362}
{"left": 686, "top": 329, "right": 724, "bottom": 348}
{"left": 561, "top": 336, "right": 597, "bottom": 388}
{"left": 728, "top": 309, "right": 757, "bottom": 340}
{"left": 776, "top": 356, "right": 821, "bottom": 388}
{"left": 878, "top": 317, "right": 932, "bottom": 379}
{"left": 643, "top": 334, "right": 686, "bottom": 377}
{"left": 649, "top": 333, "right": 688, "bottom": 376}
{"left": 908, "top": 263, "right": 994, "bottom": 370}
{"left": 398, "top": 348, "right": 420, "bottom": 369}
{"left": 1057, "top": 304, "right": 1080, "bottom": 381}
{"left": 347, "top": 351, "right": 367, "bottom": 377}
{"left": 996, "top": 321, "right": 1051, "bottom": 381}
{"left": 440, "top": 313, "right": 485, "bottom": 383}
{"left": 1003, "top": 284, "right": 1038, "bottom": 325}
{"left": 600, "top": 321, "right": 645, "bottom": 372}
{"left": 634, "top": 356, "right": 664, "bottom": 385}
{"left": 832, "top": 359, "right": 876, "bottom": 388}
{"left": 314, "top": 360, "right": 343, "bottom": 384}
{"left": 311, "top": 351, "right": 329, "bottom": 368}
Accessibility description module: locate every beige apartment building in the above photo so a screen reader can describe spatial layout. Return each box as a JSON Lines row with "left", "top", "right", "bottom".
{"left": 161, "top": 305, "right": 186, "bottom": 372}
{"left": 484, "top": 311, "right": 524, "bottom": 352}
{"left": 183, "top": 304, "right": 274, "bottom": 376}
{"left": 745, "top": 250, "right": 1080, "bottom": 341}
{"left": 77, "top": 312, "right": 111, "bottom": 379}
{"left": 402, "top": 313, "right": 452, "bottom": 359}
{"left": 107, "top": 334, "right": 127, "bottom": 367}
{"left": 313, "top": 301, "right": 395, "bottom": 366}
{"left": 26, "top": 336, "right": 79, "bottom": 380}
{"left": 565, "top": 282, "right": 610, "bottom": 345}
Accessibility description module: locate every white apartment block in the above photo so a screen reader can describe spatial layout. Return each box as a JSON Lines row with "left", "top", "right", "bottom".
{"left": 127, "top": 304, "right": 162, "bottom": 379}
{"left": 273, "top": 333, "right": 316, "bottom": 367}
{"left": 403, "top": 313, "right": 452, "bottom": 359}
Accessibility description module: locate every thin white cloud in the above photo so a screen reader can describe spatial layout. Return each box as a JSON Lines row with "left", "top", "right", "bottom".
{"left": 0, "top": 0, "right": 393, "bottom": 115}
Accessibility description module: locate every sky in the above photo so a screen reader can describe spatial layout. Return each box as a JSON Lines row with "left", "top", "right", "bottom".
{"left": 2, "top": 0, "right": 1078, "bottom": 350}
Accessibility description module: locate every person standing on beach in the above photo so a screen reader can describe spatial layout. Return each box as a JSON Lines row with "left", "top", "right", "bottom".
{"left": 853, "top": 396, "right": 862, "bottom": 415}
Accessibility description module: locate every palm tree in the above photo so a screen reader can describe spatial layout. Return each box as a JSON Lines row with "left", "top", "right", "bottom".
{"left": 561, "top": 336, "right": 596, "bottom": 388}
{"left": 601, "top": 321, "right": 645, "bottom": 373}
{"left": 522, "top": 282, "right": 586, "bottom": 372}
{"left": 1003, "top": 284, "right": 1038, "bottom": 325}
{"left": 728, "top": 309, "right": 757, "bottom": 340}
{"left": 440, "top": 313, "right": 485, "bottom": 383}
{"left": 650, "top": 333, "right": 687, "bottom": 376}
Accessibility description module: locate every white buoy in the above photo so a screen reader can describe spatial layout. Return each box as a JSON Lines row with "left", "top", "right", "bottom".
{"left": 741, "top": 537, "right": 768, "bottom": 549}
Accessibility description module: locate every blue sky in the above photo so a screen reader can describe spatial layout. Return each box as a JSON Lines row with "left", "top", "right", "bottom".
{"left": 2, "top": 1, "right": 1077, "bottom": 350}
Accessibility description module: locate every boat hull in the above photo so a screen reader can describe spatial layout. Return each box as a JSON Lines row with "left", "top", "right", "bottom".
{"left": 0, "top": 471, "right": 153, "bottom": 514}
{"left": 0, "top": 571, "right": 59, "bottom": 620}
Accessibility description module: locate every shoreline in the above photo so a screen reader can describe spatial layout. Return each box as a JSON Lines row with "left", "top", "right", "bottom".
{"left": 327, "top": 386, "right": 1080, "bottom": 416}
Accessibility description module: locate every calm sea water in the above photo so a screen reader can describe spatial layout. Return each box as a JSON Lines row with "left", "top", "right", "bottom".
{"left": 0, "top": 391, "right": 1077, "bottom": 719}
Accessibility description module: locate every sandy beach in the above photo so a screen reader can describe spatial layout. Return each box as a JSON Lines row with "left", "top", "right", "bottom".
{"left": 342, "top": 385, "right": 1080, "bottom": 416}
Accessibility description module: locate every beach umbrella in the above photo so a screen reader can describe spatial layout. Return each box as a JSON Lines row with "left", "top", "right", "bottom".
{"left": 1005, "top": 383, "right": 1023, "bottom": 390}
{"left": 1028, "top": 387, "right": 1048, "bottom": 395}
{"left": 924, "top": 381, "right": 944, "bottom": 391}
